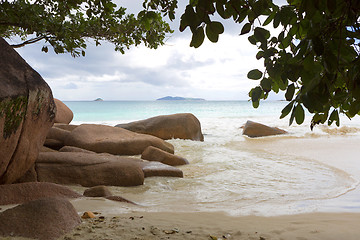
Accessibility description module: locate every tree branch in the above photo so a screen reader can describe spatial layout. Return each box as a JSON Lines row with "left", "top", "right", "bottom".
{"left": 10, "top": 35, "right": 46, "bottom": 48}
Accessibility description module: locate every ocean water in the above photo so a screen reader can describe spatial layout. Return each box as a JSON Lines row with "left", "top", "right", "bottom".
{"left": 65, "top": 100, "right": 360, "bottom": 216}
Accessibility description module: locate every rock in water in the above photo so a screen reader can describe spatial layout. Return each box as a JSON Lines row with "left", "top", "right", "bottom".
{"left": 54, "top": 98, "right": 73, "bottom": 124}
{"left": 242, "top": 120, "right": 287, "bottom": 138}
{"left": 116, "top": 113, "right": 204, "bottom": 141}
{"left": 0, "top": 37, "right": 55, "bottom": 184}
{"left": 64, "top": 124, "right": 175, "bottom": 155}
{"left": 0, "top": 198, "right": 81, "bottom": 240}
{"left": 141, "top": 146, "right": 189, "bottom": 166}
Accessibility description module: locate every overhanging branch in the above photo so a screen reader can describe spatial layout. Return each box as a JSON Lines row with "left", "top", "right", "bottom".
{"left": 10, "top": 35, "right": 46, "bottom": 48}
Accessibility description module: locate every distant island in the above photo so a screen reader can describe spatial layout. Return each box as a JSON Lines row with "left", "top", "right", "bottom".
{"left": 94, "top": 98, "right": 104, "bottom": 101}
{"left": 157, "top": 96, "right": 205, "bottom": 101}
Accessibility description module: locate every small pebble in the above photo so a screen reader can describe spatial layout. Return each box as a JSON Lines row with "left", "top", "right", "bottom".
{"left": 81, "top": 211, "right": 96, "bottom": 219}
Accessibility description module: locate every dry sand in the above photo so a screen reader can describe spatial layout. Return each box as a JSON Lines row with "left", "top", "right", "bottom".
{"left": 56, "top": 211, "right": 360, "bottom": 240}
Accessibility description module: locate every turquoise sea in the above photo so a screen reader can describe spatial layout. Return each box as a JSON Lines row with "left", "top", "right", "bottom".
{"left": 65, "top": 100, "right": 360, "bottom": 216}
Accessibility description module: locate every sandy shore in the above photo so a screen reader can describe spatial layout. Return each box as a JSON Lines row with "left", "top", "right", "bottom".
{"left": 56, "top": 211, "right": 360, "bottom": 240}
{"left": 2, "top": 134, "right": 360, "bottom": 240}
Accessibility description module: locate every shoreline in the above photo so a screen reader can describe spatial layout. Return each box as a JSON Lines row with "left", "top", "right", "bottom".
{"left": 56, "top": 211, "right": 360, "bottom": 240}
{"left": 2, "top": 132, "right": 360, "bottom": 239}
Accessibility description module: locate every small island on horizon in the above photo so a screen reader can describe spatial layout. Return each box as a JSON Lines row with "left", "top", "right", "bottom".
{"left": 157, "top": 96, "right": 206, "bottom": 101}
{"left": 94, "top": 98, "right": 104, "bottom": 101}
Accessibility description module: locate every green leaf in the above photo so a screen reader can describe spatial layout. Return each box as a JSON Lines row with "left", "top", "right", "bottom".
{"left": 260, "top": 78, "right": 272, "bottom": 92}
{"left": 251, "top": 86, "right": 262, "bottom": 102}
{"left": 190, "top": 26, "right": 205, "bottom": 48}
{"left": 263, "top": 12, "right": 275, "bottom": 26}
{"left": 240, "top": 23, "right": 251, "bottom": 35}
{"left": 256, "top": 51, "right": 264, "bottom": 59}
{"left": 206, "top": 21, "right": 224, "bottom": 43}
{"left": 285, "top": 83, "right": 295, "bottom": 101}
{"left": 81, "top": 50, "right": 85, "bottom": 57}
{"left": 328, "top": 109, "right": 340, "bottom": 126}
{"left": 247, "top": 69, "right": 263, "bottom": 80}
{"left": 41, "top": 46, "right": 48, "bottom": 53}
{"left": 295, "top": 104, "right": 305, "bottom": 124}
{"left": 280, "top": 101, "right": 294, "bottom": 119}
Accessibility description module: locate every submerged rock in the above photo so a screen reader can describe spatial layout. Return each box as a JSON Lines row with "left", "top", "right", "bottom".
{"left": 0, "top": 37, "right": 55, "bottom": 184}
{"left": 141, "top": 161, "right": 184, "bottom": 178}
{"left": 242, "top": 120, "right": 287, "bottom": 138}
{"left": 141, "top": 146, "right": 189, "bottom": 166}
{"left": 116, "top": 113, "right": 204, "bottom": 141}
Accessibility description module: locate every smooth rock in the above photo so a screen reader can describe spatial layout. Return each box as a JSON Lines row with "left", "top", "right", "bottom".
{"left": 141, "top": 146, "right": 189, "bottom": 166}
{"left": 81, "top": 211, "right": 96, "bottom": 219}
{"left": 54, "top": 98, "right": 73, "bottom": 124}
{"left": 242, "top": 120, "right": 287, "bottom": 138}
{"left": 54, "top": 123, "right": 78, "bottom": 131}
{"left": 0, "top": 37, "right": 55, "bottom": 184}
{"left": 116, "top": 113, "right": 204, "bottom": 141}
{"left": 83, "top": 185, "right": 112, "bottom": 197}
{"left": 0, "top": 198, "right": 81, "bottom": 240}
{"left": 59, "top": 145, "right": 96, "bottom": 154}
{"left": 0, "top": 182, "right": 81, "bottom": 205}
{"left": 36, "top": 152, "right": 145, "bottom": 187}
{"left": 64, "top": 124, "right": 174, "bottom": 155}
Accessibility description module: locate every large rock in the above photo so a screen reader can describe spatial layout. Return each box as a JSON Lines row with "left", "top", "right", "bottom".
{"left": 141, "top": 146, "right": 189, "bottom": 166}
{"left": 0, "top": 198, "right": 81, "bottom": 240}
{"left": 242, "top": 120, "right": 287, "bottom": 138}
{"left": 116, "top": 113, "right": 204, "bottom": 141}
{"left": 54, "top": 98, "right": 73, "bottom": 124}
{"left": 44, "top": 125, "right": 71, "bottom": 150}
{"left": 0, "top": 182, "right": 81, "bottom": 205}
{"left": 64, "top": 124, "right": 174, "bottom": 155}
{"left": 0, "top": 37, "right": 55, "bottom": 184}
{"left": 36, "top": 152, "right": 145, "bottom": 187}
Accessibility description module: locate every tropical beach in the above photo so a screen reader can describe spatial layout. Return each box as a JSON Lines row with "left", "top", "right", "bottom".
{"left": 1, "top": 0, "right": 360, "bottom": 239}
{"left": 39, "top": 101, "right": 360, "bottom": 239}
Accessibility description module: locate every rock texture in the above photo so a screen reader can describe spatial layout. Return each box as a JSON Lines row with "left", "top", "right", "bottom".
{"left": 116, "top": 113, "right": 204, "bottom": 141}
{"left": 0, "top": 37, "right": 55, "bottom": 184}
{"left": 0, "top": 182, "right": 81, "bottom": 205}
{"left": 0, "top": 198, "right": 81, "bottom": 240}
{"left": 83, "top": 185, "right": 112, "bottom": 197}
{"left": 54, "top": 98, "right": 73, "bottom": 124}
{"left": 36, "top": 152, "right": 145, "bottom": 187}
{"left": 141, "top": 146, "right": 189, "bottom": 166}
{"left": 242, "top": 120, "right": 287, "bottom": 138}
{"left": 64, "top": 124, "right": 174, "bottom": 155}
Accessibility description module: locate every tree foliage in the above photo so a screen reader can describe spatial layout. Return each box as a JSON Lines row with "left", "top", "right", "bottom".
{"left": 2, "top": 0, "right": 360, "bottom": 127}
{"left": 150, "top": 0, "right": 360, "bottom": 127}
{"left": 0, "top": 0, "right": 173, "bottom": 56}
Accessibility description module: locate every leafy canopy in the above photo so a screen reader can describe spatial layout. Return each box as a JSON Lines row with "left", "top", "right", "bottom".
{"left": 0, "top": 0, "right": 173, "bottom": 57}
{"left": 2, "top": 0, "right": 360, "bottom": 127}
{"left": 148, "top": 0, "right": 360, "bottom": 128}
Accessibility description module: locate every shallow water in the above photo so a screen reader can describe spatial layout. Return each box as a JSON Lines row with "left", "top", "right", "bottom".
{"left": 66, "top": 101, "right": 360, "bottom": 216}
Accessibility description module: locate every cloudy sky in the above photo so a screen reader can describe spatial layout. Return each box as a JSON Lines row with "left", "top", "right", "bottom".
{"left": 12, "top": 1, "right": 285, "bottom": 101}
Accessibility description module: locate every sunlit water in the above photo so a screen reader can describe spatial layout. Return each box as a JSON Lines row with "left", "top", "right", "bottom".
{"left": 66, "top": 101, "right": 360, "bottom": 216}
